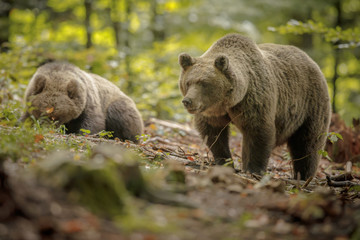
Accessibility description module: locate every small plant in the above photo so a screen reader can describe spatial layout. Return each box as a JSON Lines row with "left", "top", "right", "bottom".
{"left": 318, "top": 149, "right": 332, "bottom": 160}
{"left": 317, "top": 132, "right": 343, "bottom": 161}
{"left": 136, "top": 134, "right": 151, "bottom": 143}
{"left": 326, "top": 132, "right": 343, "bottom": 144}
{"left": 98, "top": 130, "right": 114, "bottom": 139}
{"left": 80, "top": 128, "right": 91, "bottom": 136}
{"left": 224, "top": 158, "right": 234, "bottom": 167}
{"left": 283, "top": 152, "right": 292, "bottom": 161}
{"left": 57, "top": 125, "right": 67, "bottom": 135}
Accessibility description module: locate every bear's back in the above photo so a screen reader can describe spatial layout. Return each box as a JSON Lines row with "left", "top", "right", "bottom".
{"left": 203, "top": 34, "right": 265, "bottom": 66}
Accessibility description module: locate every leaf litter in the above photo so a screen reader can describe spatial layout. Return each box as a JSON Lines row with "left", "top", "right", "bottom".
{"left": 0, "top": 116, "right": 360, "bottom": 240}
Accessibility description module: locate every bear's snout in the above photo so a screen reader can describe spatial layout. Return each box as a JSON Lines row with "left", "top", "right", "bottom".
{"left": 182, "top": 97, "right": 192, "bottom": 108}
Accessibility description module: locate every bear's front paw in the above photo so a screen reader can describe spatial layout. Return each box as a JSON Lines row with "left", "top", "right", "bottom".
{"left": 214, "top": 158, "right": 229, "bottom": 165}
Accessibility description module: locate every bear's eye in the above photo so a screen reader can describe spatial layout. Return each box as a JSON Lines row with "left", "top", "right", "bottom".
{"left": 33, "top": 85, "right": 45, "bottom": 95}
{"left": 67, "top": 81, "right": 78, "bottom": 99}
{"left": 67, "top": 89, "right": 76, "bottom": 99}
{"left": 32, "top": 76, "right": 46, "bottom": 95}
{"left": 200, "top": 82, "right": 208, "bottom": 88}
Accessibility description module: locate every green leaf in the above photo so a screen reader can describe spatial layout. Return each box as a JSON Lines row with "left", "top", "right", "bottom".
{"left": 326, "top": 132, "right": 343, "bottom": 143}
{"left": 80, "top": 129, "right": 91, "bottom": 135}
{"left": 317, "top": 149, "right": 328, "bottom": 158}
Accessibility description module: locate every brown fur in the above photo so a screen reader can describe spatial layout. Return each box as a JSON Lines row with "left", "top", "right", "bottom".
{"left": 21, "top": 62, "right": 143, "bottom": 142}
{"left": 179, "top": 33, "right": 331, "bottom": 180}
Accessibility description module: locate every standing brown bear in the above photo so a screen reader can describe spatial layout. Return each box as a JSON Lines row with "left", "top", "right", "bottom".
{"left": 21, "top": 62, "right": 143, "bottom": 143}
{"left": 178, "top": 33, "right": 331, "bottom": 180}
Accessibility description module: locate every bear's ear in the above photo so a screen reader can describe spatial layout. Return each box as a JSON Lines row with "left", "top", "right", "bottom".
{"left": 214, "top": 55, "right": 229, "bottom": 73}
{"left": 179, "top": 53, "right": 195, "bottom": 70}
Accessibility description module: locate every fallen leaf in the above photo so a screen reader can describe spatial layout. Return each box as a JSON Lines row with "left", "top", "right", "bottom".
{"left": 62, "top": 219, "right": 84, "bottom": 233}
{"left": 46, "top": 107, "right": 54, "bottom": 114}
{"left": 34, "top": 134, "right": 44, "bottom": 143}
{"left": 187, "top": 156, "right": 194, "bottom": 161}
{"left": 149, "top": 123, "right": 157, "bottom": 130}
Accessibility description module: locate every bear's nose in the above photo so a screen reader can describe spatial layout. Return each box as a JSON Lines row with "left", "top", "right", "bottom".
{"left": 182, "top": 98, "right": 192, "bottom": 108}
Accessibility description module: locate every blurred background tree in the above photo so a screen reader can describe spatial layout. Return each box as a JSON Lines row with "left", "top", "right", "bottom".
{"left": 0, "top": 0, "right": 359, "bottom": 123}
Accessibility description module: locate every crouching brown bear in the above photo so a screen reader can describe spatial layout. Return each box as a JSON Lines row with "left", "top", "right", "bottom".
{"left": 179, "top": 33, "right": 331, "bottom": 180}
{"left": 21, "top": 62, "right": 143, "bottom": 143}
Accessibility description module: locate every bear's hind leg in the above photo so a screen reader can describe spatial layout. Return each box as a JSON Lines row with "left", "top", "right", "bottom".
{"left": 105, "top": 99, "right": 143, "bottom": 143}
{"left": 287, "top": 120, "right": 327, "bottom": 180}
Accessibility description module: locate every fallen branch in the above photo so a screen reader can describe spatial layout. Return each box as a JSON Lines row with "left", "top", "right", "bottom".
{"left": 326, "top": 175, "right": 360, "bottom": 188}
{"left": 301, "top": 176, "right": 313, "bottom": 189}
{"left": 233, "top": 173, "right": 259, "bottom": 185}
{"left": 330, "top": 172, "right": 354, "bottom": 181}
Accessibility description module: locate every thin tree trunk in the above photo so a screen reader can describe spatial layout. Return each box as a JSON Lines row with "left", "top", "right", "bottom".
{"left": 111, "top": 0, "right": 121, "bottom": 50}
{"left": 84, "top": 0, "right": 93, "bottom": 49}
{"left": 151, "top": 0, "right": 165, "bottom": 42}
{"left": 332, "top": 48, "right": 340, "bottom": 113}
{"left": 0, "top": 0, "right": 12, "bottom": 52}
{"left": 124, "top": 0, "right": 133, "bottom": 92}
{"left": 332, "top": 0, "right": 342, "bottom": 113}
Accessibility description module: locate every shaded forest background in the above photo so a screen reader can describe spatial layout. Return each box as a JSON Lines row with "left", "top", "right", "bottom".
{"left": 1, "top": 1, "right": 360, "bottom": 239}
{"left": 0, "top": 0, "right": 360, "bottom": 124}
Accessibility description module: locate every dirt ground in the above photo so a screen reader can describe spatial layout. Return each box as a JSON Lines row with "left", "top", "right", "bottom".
{"left": 1, "top": 118, "right": 360, "bottom": 240}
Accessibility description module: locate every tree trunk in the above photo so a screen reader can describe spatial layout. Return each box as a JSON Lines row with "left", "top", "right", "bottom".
{"left": 331, "top": 0, "right": 342, "bottom": 113}
{"left": 332, "top": 48, "right": 340, "bottom": 113}
{"left": 110, "top": 0, "right": 121, "bottom": 50}
{"left": 151, "top": 0, "right": 165, "bottom": 42}
{"left": 124, "top": 0, "right": 133, "bottom": 92}
{"left": 0, "top": 0, "right": 13, "bottom": 52}
{"left": 84, "top": 0, "right": 93, "bottom": 49}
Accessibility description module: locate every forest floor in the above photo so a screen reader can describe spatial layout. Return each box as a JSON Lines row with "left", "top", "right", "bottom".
{"left": 1, "top": 118, "right": 360, "bottom": 240}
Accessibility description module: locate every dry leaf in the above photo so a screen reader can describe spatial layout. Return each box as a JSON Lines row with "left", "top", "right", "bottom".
{"left": 46, "top": 107, "right": 54, "bottom": 114}
{"left": 34, "top": 134, "right": 44, "bottom": 143}
{"left": 149, "top": 123, "right": 157, "bottom": 130}
{"left": 61, "top": 219, "right": 84, "bottom": 233}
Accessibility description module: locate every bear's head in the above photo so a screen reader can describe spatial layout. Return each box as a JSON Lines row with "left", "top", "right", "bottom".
{"left": 178, "top": 53, "right": 239, "bottom": 117}
{"left": 22, "top": 71, "right": 87, "bottom": 126}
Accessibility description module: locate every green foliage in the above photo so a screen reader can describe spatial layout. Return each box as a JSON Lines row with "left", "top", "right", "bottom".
{"left": 98, "top": 130, "right": 114, "bottom": 138}
{"left": 0, "top": 118, "right": 93, "bottom": 163}
{"left": 318, "top": 149, "right": 331, "bottom": 161}
{"left": 326, "top": 131, "right": 343, "bottom": 144}
{"left": 80, "top": 128, "right": 91, "bottom": 136}
{"left": 0, "top": 0, "right": 359, "bottom": 124}
{"left": 317, "top": 132, "right": 343, "bottom": 161}
{"left": 136, "top": 133, "right": 151, "bottom": 143}
{"left": 270, "top": 19, "right": 360, "bottom": 48}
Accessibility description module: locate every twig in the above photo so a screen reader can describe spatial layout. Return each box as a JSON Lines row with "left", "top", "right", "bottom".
{"left": 251, "top": 173, "right": 263, "bottom": 181}
{"left": 330, "top": 172, "right": 354, "bottom": 182}
{"left": 326, "top": 175, "right": 359, "bottom": 188}
{"left": 301, "top": 176, "right": 313, "bottom": 189}
{"left": 177, "top": 146, "right": 188, "bottom": 156}
{"left": 233, "top": 173, "right": 259, "bottom": 185}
